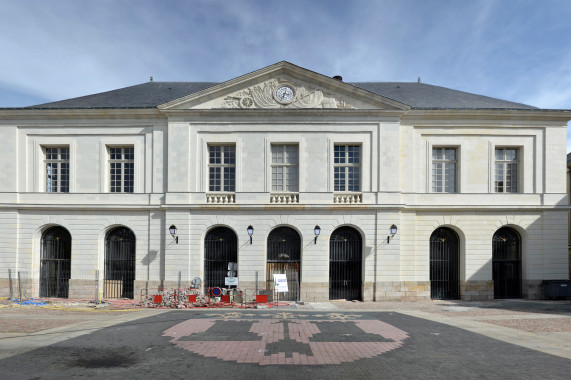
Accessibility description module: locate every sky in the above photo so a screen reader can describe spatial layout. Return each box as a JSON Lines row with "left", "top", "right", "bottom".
{"left": 1, "top": 0, "right": 571, "bottom": 149}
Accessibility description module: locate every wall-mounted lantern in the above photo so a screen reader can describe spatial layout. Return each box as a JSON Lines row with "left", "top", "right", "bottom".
{"left": 314, "top": 225, "right": 321, "bottom": 244}
{"left": 169, "top": 224, "right": 179, "bottom": 244}
{"left": 387, "top": 224, "right": 398, "bottom": 244}
{"left": 247, "top": 225, "right": 254, "bottom": 244}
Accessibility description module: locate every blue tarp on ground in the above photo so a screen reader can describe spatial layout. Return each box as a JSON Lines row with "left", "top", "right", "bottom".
{"left": 12, "top": 298, "right": 47, "bottom": 306}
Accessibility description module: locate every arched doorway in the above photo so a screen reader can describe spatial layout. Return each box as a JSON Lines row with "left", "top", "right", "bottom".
{"left": 493, "top": 227, "right": 522, "bottom": 298}
{"left": 430, "top": 228, "right": 460, "bottom": 299}
{"left": 104, "top": 227, "right": 136, "bottom": 299}
{"left": 267, "top": 227, "right": 301, "bottom": 301}
{"left": 40, "top": 226, "right": 72, "bottom": 298}
{"left": 204, "top": 227, "right": 238, "bottom": 289}
{"left": 329, "top": 226, "right": 362, "bottom": 300}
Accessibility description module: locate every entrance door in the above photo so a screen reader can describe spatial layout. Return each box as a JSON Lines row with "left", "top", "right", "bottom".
{"left": 493, "top": 227, "right": 522, "bottom": 298}
{"left": 329, "top": 227, "right": 362, "bottom": 300}
{"left": 430, "top": 228, "right": 460, "bottom": 299}
{"left": 40, "top": 226, "right": 71, "bottom": 298}
{"left": 104, "top": 227, "right": 136, "bottom": 299}
{"left": 267, "top": 227, "right": 301, "bottom": 301}
{"left": 204, "top": 227, "right": 238, "bottom": 289}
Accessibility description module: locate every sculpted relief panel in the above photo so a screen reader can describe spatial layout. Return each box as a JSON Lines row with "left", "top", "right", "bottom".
{"left": 221, "top": 79, "right": 356, "bottom": 109}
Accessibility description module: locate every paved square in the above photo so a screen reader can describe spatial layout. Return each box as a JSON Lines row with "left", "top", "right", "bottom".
{"left": 1, "top": 310, "right": 570, "bottom": 379}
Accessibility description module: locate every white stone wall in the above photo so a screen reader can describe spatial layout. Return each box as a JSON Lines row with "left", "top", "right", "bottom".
{"left": 402, "top": 122, "right": 547, "bottom": 196}
{"left": 400, "top": 211, "right": 568, "bottom": 281}
{"left": 3, "top": 207, "right": 566, "bottom": 299}
{"left": 15, "top": 210, "right": 153, "bottom": 277}
{"left": 0, "top": 84, "right": 569, "bottom": 301}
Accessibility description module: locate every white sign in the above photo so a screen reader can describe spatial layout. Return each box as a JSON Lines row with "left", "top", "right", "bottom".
{"left": 225, "top": 277, "right": 238, "bottom": 286}
{"left": 273, "top": 274, "right": 288, "bottom": 293}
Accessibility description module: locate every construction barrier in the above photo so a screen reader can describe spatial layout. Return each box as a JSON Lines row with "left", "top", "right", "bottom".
{"left": 138, "top": 287, "right": 292, "bottom": 309}
{"left": 140, "top": 288, "right": 205, "bottom": 308}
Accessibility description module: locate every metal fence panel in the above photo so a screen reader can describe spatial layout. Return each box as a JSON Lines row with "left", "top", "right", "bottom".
{"left": 329, "top": 227, "right": 362, "bottom": 301}
{"left": 493, "top": 227, "right": 522, "bottom": 298}
{"left": 430, "top": 228, "right": 460, "bottom": 300}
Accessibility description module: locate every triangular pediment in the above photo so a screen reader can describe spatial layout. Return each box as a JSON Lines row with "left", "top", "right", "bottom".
{"left": 159, "top": 62, "right": 408, "bottom": 111}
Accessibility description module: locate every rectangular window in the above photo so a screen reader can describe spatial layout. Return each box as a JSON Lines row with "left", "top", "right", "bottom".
{"left": 271, "top": 144, "right": 298, "bottom": 192}
{"left": 495, "top": 148, "right": 518, "bottom": 193}
{"left": 334, "top": 145, "right": 360, "bottom": 191}
{"left": 45, "top": 147, "right": 69, "bottom": 193}
{"left": 208, "top": 145, "right": 236, "bottom": 192}
{"left": 109, "top": 147, "right": 134, "bottom": 193}
{"left": 432, "top": 147, "right": 456, "bottom": 193}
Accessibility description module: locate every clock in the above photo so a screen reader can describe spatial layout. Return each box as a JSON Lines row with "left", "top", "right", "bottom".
{"left": 275, "top": 85, "right": 295, "bottom": 104}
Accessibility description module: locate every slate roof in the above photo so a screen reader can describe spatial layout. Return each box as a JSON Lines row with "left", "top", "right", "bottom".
{"left": 27, "top": 82, "right": 218, "bottom": 109}
{"left": 352, "top": 82, "right": 536, "bottom": 110}
{"left": 22, "top": 80, "right": 537, "bottom": 110}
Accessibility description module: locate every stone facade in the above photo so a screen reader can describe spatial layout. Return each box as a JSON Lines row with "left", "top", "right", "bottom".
{"left": 374, "top": 282, "right": 431, "bottom": 301}
{"left": 0, "top": 62, "right": 569, "bottom": 301}
{"left": 461, "top": 281, "right": 494, "bottom": 301}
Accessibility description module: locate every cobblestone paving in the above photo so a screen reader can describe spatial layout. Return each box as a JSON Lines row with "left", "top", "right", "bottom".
{"left": 1, "top": 309, "right": 570, "bottom": 379}
{"left": 163, "top": 313, "right": 408, "bottom": 365}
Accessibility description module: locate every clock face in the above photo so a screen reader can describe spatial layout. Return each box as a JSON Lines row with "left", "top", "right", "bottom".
{"left": 275, "top": 86, "right": 294, "bottom": 103}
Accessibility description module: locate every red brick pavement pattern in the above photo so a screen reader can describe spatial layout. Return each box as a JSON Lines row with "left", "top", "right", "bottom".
{"left": 163, "top": 319, "right": 409, "bottom": 366}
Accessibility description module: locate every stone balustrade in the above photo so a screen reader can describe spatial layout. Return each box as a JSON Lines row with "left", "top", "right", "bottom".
{"left": 270, "top": 193, "right": 299, "bottom": 204}
{"left": 206, "top": 193, "right": 235, "bottom": 204}
{"left": 333, "top": 193, "right": 362, "bottom": 204}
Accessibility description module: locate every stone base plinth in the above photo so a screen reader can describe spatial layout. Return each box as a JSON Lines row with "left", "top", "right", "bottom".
{"left": 374, "top": 281, "right": 431, "bottom": 301}
{"left": 105, "top": 279, "right": 550, "bottom": 302}
{"left": 68, "top": 279, "right": 98, "bottom": 299}
{"left": 523, "top": 280, "right": 543, "bottom": 300}
{"left": 363, "top": 281, "right": 374, "bottom": 301}
{"left": 461, "top": 281, "right": 494, "bottom": 301}
{"left": 0, "top": 278, "right": 13, "bottom": 298}
{"left": 299, "top": 282, "right": 329, "bottom": 302}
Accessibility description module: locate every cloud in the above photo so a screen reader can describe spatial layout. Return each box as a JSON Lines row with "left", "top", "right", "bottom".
{"left": 0, "top": 81, "right": 50, "bottom": 107}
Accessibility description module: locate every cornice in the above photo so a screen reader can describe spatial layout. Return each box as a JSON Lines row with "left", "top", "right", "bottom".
{"left": 2, "top": 203, "right": 567, "bottom": 212}
{"left": 402, "top": 109, "right": 571, "bottom": 125}
{"left": 0, "top": 108, "right": 164, "bottom": 121}
{"left": 158, "top": 108, "right": 406, "bottom": 119}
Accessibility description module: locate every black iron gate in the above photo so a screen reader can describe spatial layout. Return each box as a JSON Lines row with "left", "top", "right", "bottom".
{"left": 430, "top": 228, "right": 460, "bottom": 300}
{"left": 104, "top": 227, "right": 135, "bottom": 299}
{"left": 267, "top": 227, "right": 301, "bottom": 301}
{"left": 204, "top": 227, "right": 237, "bottom": 289}
{"left": 329, "top": 227, "right": 362, "bottom": 300}
{"left": 493, "top": 227, "right": 522, "bottom": 298}
{"left": 40, "top": 226, "right": 71, "bottom": 298}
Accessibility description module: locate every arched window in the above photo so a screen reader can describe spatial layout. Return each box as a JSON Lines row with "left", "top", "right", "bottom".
{"left": 493, "top": 227, "right": 522, "bottom": 298}
{"left": 40, "top": 226, "right": 72, "bottom": 298}
{"left": 430, "top": 228, "right": 460, "bottom": 300}
{"left": 204, "top": 227, "right": 238, "bottom": 289}
{"left": 267, "top": 227, "right": 301, "bottom": 301}
{"left": 329, "top": 227, "right": 362, "bottom": 300}
{"left": 104, "top": 227, "right": 136, "bottom": 299}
